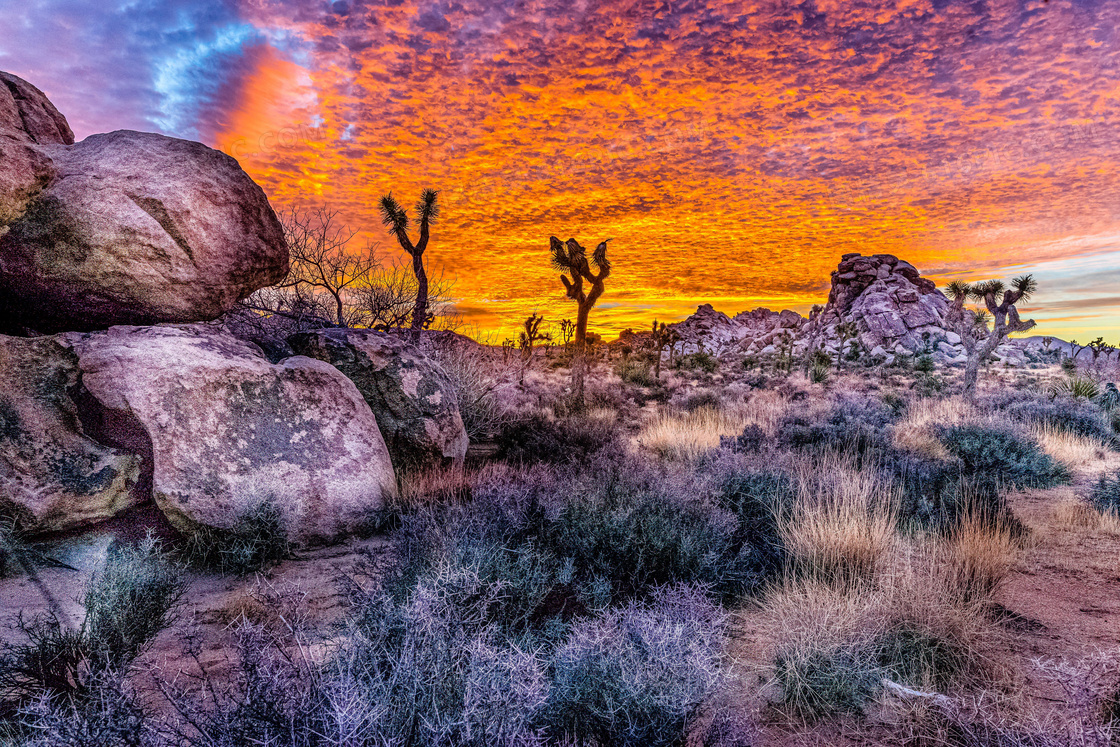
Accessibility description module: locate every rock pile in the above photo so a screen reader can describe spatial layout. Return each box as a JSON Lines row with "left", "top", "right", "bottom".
{"left": 669, "top": 252, "right": 1037, "bottom": 366}
{"left": 0, "top": 72, "right": 467, "bottom": 544}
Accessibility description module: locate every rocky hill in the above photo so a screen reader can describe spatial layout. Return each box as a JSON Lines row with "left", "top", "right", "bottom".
{"left": 670, "top": 252, "right": 1043, "bottom": 366}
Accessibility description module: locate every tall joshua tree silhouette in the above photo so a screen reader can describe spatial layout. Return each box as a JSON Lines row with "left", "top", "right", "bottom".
{"left": 380, "top": 189, "right": 439, "bottom": 338}
{"left": 549, "top": 236, "right": 612, "bottom": 406}
{"left": 945, "top": 275, "right": 1037, "bottom": 397}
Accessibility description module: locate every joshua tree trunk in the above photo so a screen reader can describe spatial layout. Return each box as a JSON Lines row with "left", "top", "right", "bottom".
{"left": 572, "top": 304, "right": 592, "bottom": 403}
{"left": 411, "top": 251, "right": 428, "bottom": 339}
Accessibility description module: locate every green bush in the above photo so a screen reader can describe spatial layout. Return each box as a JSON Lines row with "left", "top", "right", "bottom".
{"left": 874, "top": 625, "right": 964, "bottom": 691}
{"left": 681, "top": 389, "right": 723, "bottom": 412}
{"left": 1050, "top": 375, "right": 1100, "bottom": 400}
{"left": 1090, "top": 471, "right": 1120, "bottom": 516}
{"left": 775, "top": 643, "right": 881, "bottom": 720}
{"left": 0, "top": 534, "right": 186, "bottom": 712}
{"left": 182, "top": 502, "right": 291, "bottom": 575}
{"left": 938, "top": 425, "right": 1070, "bottom": 491}
{"left": 913, "top": 354, "right": 935, "bottom": 373}
{"left": 674, "top": 351, "right": 718, "bottom": 373}
{"left": 615, "top": 357, "right": 657, "bottom": 386}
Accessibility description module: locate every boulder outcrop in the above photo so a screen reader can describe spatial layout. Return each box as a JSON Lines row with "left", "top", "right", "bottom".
{"left": 0, "top": 335, "right": 140, "bottom": 533}
{"left": 0, "top": 72, "right": 72, "bottom": 230}
{"left": 65, "top": 325, "right": 397, "bottom": 545}
{"left": 290, "top": 329, "right": 469, "bottom": 467}
{"left": 809, "top": 253, "right": 958, "bottom": 362}
{"left": 0, "top": 129, "right": 288, "bottom": 333}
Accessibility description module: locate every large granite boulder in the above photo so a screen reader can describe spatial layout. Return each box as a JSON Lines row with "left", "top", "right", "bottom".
{"left": 0, "top": 129, "right": 288, "bottom": 333}
{"left": 0, "top": 72, "right": 72, "bottom": 230}
{"left": 67, "top": 325, "right": 397, "bottom": 545}
{"left": 0, "top": 335, "right": 141, "bottom": 533}
{"left": 289, "top": 329, "right": 469, "bottom": 467}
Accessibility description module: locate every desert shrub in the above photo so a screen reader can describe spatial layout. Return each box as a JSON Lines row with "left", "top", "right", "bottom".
{"left": 431, "top": 343, "right": 510, "bottom": 442}
{"left": 809, "top": 361, "right": 830, "bottom": 384}
{"left": 1050, "top": 374, "right": 1100, "bottom": 400}
{"left": 681, "top": 389, "right": 723, "bottom": 412}
{"left": 713, "top": 467, "right": 792, "bottom": 595}
{"left": 338, "top": 565, "right": 549, "bottom": 747}
{"left": 719, "top": 423, "right": 765, "bottom": 454}
{"left": 1090, "top": 471, "right": 1120, "bottom": 516}
{"left": 775, "top": 642, "right": 881, "bottom": 720}
{"left": 615, "top": 357, "right": 657, "bottom": 387}
{"left": 994, "top": 393, "right": 1116, "bottom": 446}
{"left": 16, "top": 672, "right": 150, "bottom": 747}
{"left": 938, "top": 425, "right": 1070, "bottom": 491}
{"left": 675, "top": 351, "right": 718, "bottom": 373}
{"left": 182, "top": 501, "right": 291, "bottom": 575}
{"left": 83, "top": 539, "right": 188, "bottom": 670}
{"left": 495, "top": 414, "right": 618, "bottom": 466}
{"left": 0, "top": 519, "right": 20, "bottom": 579}
{"left": 913, "top": 354, "right": 936, "bottom": 373}
{"left": 548, "top": 455, "right": 750, "bottom": 605}
{"left": 778, "top": 396, "right": 894, "bottom": 457}
{"left": 541, "top": 585, "right": 726, "bottom": 747}
{"left": 0, "top": 535, "right": 185, "bottom": 712}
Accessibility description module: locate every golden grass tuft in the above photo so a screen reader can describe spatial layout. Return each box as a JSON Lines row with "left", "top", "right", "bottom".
{"left": 891, "top": 396, "right": 984, "bottom": 461}
{"left": 1030, "top": 423, "right": 1109, "bottom": 472}
{"left": 1052, "top": 495, "right": 1120, "bottom": 536}
{"left": 636, "top": 405, "right": 749, "bottom": 461}
{"left": 938, "top": 510, "right": 1020, "bottom": 606}
{"left": 781, "top": 459, "right": 899, "bottom": 591}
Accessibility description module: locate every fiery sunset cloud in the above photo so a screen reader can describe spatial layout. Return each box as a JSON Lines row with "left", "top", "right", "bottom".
{"left": 2, "top": 0, "right": 1119, "bottom": 340}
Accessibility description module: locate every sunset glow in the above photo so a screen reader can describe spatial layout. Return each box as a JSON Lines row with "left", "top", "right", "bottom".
{"left": 3, "top": 0, "right": 1119, "bottom": 340}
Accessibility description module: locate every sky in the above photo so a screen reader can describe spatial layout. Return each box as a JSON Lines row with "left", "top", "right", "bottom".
{"left": 2, "top": 0, "right": 1119, "bottom": 342}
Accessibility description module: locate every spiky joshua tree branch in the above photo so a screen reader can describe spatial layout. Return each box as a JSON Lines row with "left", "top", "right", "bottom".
{"left": 945, "top": 274, "right": 1037, "bottom": 397}
{"left": 549, "top": 236, "right": 612, "bottom": 407}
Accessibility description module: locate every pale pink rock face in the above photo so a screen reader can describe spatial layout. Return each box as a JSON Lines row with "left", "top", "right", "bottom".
{"left": 64, "top": 325, "right": 396, "bottom": 545}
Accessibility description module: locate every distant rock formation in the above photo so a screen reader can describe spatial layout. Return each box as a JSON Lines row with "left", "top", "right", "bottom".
{"left": 0, "top": 71, "right": 288, "bottom": 333}
{"left": 809, "top": 252, "right": 960, "bottom": 363}
{"left": 668, "top": 252, "right": 1036, "bottom": 366}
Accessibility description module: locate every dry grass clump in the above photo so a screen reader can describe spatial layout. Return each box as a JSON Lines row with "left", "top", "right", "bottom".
{"left": 762, "top": 547, "right": 1015, "bottom": 724}
{"left": 780, "top": 460, "right": 899, "bottom": 591}
{"left": 939, "top": 510, "right": 1021, "bottom": 606}
{"left": 1052, "top": 495, "right": 1120, "bottom": 536}
{"left": 892, "top": 396, "right": 982, "bottom": 460}
{"left": 636, "top": 406, "right": 750, "bottom": 461}
{"left": 392, "top": 462, "right": 512, "bottom": 513}
{"left": 1030, "top": 423, "right": 1109, "bottom": 472}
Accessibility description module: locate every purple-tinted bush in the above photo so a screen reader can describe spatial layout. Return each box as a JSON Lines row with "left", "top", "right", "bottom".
{"left": 541, "top": 585, "right": 727, "bottom": 747}
{"left": 778, "top": 395, "right": 894, "bottom": 456}
{"left": 496, "top": 414, "right": 619, "bottom": 466}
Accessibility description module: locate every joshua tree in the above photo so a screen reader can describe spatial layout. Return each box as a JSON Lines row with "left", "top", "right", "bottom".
{"left": 835, "top": 322, "right": 859, "bottom": 370}
{"left": 1088, "top": 337, "right": 1110, "bottom": 369}
{"left": 518, "top": 313, "right": 550, "bottom": 384}
{"left": 380, "top": 189, "right": 439, "bottom": 338}
{"left": 549, "top": 236, "right": 612, "bottom": 406}
{"left": 945, "top": 275, "right": 1037, "bottom": 397}
{"left": 1069, "top": 339, "right": 1087, "bottom": 364}
{"left": 649, "top": 320, "right": 679, "bottom": 380}
{"left": 558, "top": 319, "right": 576, "bottom": 346}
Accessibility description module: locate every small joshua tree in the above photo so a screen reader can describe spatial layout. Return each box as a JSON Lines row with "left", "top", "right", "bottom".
{"left": 1088, "top": 337, "right": 1110, "bottom": 369}
{"left": 650, "top": 320, "right": 679, "bottom": 381}
{"left": 380, "top": 189, "right": 439, "bottom": 339}
{"left": 558, "top": 319, "right": 576, "bottom": 347}
{"left": 945, "top": 275, "right": 1037, "bottom": 397}
{"left": 549, "top": 236, "right": 612, "bottom": 406}
{"left": 518, "top": 313, "right": 550, "bottom": 384}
